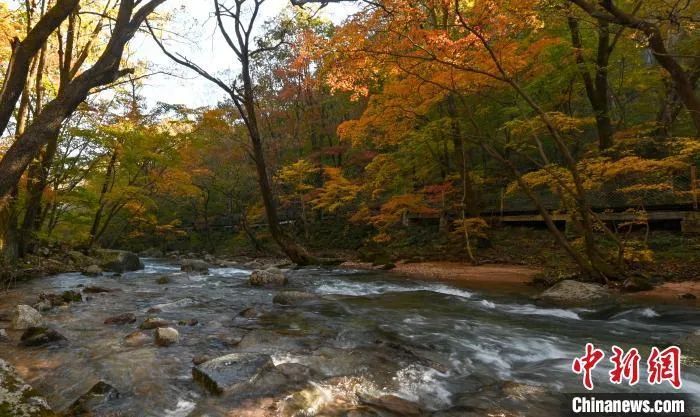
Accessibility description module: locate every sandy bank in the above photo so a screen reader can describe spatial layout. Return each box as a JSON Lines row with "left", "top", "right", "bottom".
{"left": 341, "top": 261, "right": 541, "bottom": 284}
{"left": 341, "top": 261, "right": 699, "bottom": 307}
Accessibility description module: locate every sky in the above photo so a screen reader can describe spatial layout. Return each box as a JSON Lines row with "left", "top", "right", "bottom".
{"left": 129, "top": 0, "right": 360, "bottom": 108}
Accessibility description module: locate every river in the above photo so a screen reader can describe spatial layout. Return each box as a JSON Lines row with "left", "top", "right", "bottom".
{"left": 0, "top": 259, "right": 698, "bottom": 416}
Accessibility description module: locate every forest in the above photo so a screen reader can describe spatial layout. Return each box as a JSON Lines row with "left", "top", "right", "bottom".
{"left": 1, "top": 0, "right": 699, "bottom": 282}
{"left": 0, "top": 0, "right": 699, "bottom": 416}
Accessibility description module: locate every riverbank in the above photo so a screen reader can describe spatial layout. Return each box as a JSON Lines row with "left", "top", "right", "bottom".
{"left": 340, "top": 260, "right": 700, "bottom": 307}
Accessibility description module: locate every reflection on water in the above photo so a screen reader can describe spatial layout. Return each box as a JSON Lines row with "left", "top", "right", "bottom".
{"left": 0, "top": 260, "right": 698, "bottom": 416}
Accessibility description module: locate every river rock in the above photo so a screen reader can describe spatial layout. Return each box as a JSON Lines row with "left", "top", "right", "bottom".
{"left": 360, "top": 394, "right": 425, "bottom": 416}
{"left": 0, "top": 358, "right": 56, "bottom": 417}
{"left": 65, "top": 381, "right": 120, "bottom": 415}
{"left": 11, "top": 305, "right": 44, "bottom": 330}
{"left": 155, "top": 327, "right": 180, "bottom": 347}
{"left": 104, "top": 313, "right": 136, "bottom": 325}
{"left": 249, "top": 267, "right": 287, "bottom": 287}
{"left": 272, "top": 290, "right": 316, "bottom": 305}
{"left": 94, "top": 249, "right": 144, "bottom": 273}
{"left": 181, "top": 259, "right": 210, "bottom": 273}
{"left": 34, "top": 291, "right": 82, "bottom": 310}
{"left": 124, "top": 331, "right": 150, "bottom": 347}
{"left": 82, "top": 264, "right": 103, "bottom": 277}
{"left": 20, "top": 326, "right": 66, "bottom": 347}
{"left": 139, "top": 317, "right": 170, "bottom": 330}
{"left": 67, "top": 250, "right": 99, "bottom": 269}
{"left": 0, "top": 328, "right": 8, "bottom": 342}
{"left": 192, "top": 353, "right": 275, "bottom": 394}
{"left": 535, "top": 280, "right": 615, "bottom": 308}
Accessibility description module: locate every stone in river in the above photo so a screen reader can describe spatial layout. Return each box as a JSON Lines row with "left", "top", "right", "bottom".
{"left": 19, "top": 326, "right": 66, "bottom": 347}
{"left": 82, "top": 264, "right": 103, "bottom": 277}
{"left": 192, "top": 353, "right": 274, "bottom": 394}
{"left": 155, "top": 327, "right": 180, "bottom": 347}
{"left": 11, "top": 305, "right": 44, "bottom": 330}
{"left": 248, "top": 267, "right": 287, "bottom": 287}
{"left": 65, "top": 381, "right": 120, "bottom": 415}
{"left": 180, "top": 259, "right": 210, "bottom": 274}
{"left": 94, "top": 249, "right": 144, "bottom": 273}
{"left": 534, "top": 280, "right": 615, "bottom": 308}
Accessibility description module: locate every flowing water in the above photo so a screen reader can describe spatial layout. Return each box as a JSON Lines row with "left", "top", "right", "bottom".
{"left": 0, "top": 259, "right": 699, "bottom": 416}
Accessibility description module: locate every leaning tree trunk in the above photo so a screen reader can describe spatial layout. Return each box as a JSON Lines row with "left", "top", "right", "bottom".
{"left": 0, "top": 0, "right": 168, "bottom": 203}
{"left": 0, "top": 0, "right": 79, "bottom": 135}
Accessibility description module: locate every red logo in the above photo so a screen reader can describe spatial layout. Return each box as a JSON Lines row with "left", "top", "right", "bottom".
{"left": 572, "top": 343, "right": 605, "bottom": 390}
{"left": 647, "top": 346, "right": 682, "bottom": 389}
{"left": 609, "top": 345, "right": 641, "bottom": 386}
{"left": 573, "top": 344, "right": 683, "bottom": 390}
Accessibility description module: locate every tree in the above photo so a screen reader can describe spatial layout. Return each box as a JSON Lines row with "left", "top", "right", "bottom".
{"left": 568, "top": 0, "right": 700, "bottom": 136}
{"left": 0, "top": 0, "right": 168, "bottom": 210}
{"left": 0, "top": 0, "right": 79, "bottom": 135}
{"left": 149, "top": 0, "right": 320, "bottom": 265}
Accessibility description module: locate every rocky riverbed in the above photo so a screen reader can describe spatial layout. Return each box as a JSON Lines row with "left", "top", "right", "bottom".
{"left": 0, "top": 258, "right": 699, "bottom": 416}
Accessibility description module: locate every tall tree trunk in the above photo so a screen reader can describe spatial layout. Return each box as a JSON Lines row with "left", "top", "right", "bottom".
{"left": 446, "top": 94, "right": 479, "bottom": 216}
{"left": 90, "top": 150, "right": 118, "bottom": 246}
{"left": 567, "top": 16, "right": 615, "bottom": 150}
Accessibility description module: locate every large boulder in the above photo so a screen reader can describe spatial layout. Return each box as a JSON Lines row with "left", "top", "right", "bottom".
{"left": 535, "top": 280, "right": 615, "bottom": 308}
{"left": 180, "top": 259, "right": 210, "bottom": 274}
{"left": 93, "top": 249, "right": 144, "bottom": 273}
{"left": 0, "top": 359, "right": 56, "bottom": 416}
{"left": 249, "top": 267, "right": 288, "bottom": 287}
{"left": 155, "top": 327, "right": 180, "bottom": 347}
{"left": 11, "top": 305, "right": 44, "bottom": 330}
{"left": 67, "top": 251, "right": 100, "bottom": 270}
{"left": 192, "top": 353, "right": 275, "bottom": 394}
